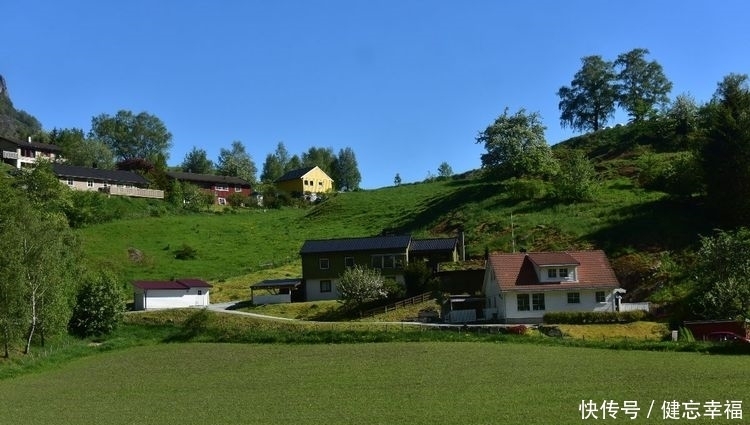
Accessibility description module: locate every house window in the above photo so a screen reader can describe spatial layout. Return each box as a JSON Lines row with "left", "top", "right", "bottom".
{"left": 319, "top": 258, "right": 330, "bottom": 270}
{"left": 21, "top": 148, "right": 34, "bottom": 157}
{"left": 217, "top": 197, "right": 227, "bottom": 205}
{"left": 517, "top": 294, "right": 530, "bottom": 311}
{"left": 383, "top": 255, "right": 395, "bottom": 269}
{"left": 559, "top": 268, "right": 569, "bottom": 278}
{"left": 216, "top": 185, "right": 228, "bottom": 191}
{"left": 66, "top": 178, "right": 74, "bottom": 186}
{"left": 532, "top": 293, "right": 545, "bottom": 311}
{"left": 371, "top": 256, "right": 382, "bottom": 269}
{"left": 235, "top": 185, "right": 242, "bottom": 192}
{"left": 345, "top": 257, "right": 355, "bottom": 268}
{"left": 87, "top": 179, "right": 94, "bottom": 187}
{"left": 567, "top": 292, "right": 580, "bottom": 304}
{"left": 547, "top": 268, "right": 557, "bottom": 278}
{"left": 320, "top": 280, "right": 332, "bottom": 293}
{"left": 595, "top": 291, "right": 606, "bottom": 303}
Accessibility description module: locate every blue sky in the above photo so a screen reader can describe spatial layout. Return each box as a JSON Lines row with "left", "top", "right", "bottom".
{"left": 3, "top": 1, "right": 749, "bottom": 189}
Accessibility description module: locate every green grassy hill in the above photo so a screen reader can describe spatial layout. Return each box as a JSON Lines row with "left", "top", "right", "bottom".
{"left": 78, "top": 121, "right": 714, "bottom": 306}
{"left": 79, "top": 174, "right": 704, "bottom": 307}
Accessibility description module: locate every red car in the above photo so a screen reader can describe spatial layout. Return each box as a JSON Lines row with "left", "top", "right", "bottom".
{"left": 705, "top": 332, "right": 750, "bottom": 344}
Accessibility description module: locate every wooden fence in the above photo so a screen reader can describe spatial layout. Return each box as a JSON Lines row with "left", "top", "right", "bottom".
{"left": 362, "top": 292, "right": 433, "bottom": 318}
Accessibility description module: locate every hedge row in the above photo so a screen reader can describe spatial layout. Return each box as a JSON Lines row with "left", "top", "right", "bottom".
{"left": 543, "top": 310, "right": 649, "bottom": 324}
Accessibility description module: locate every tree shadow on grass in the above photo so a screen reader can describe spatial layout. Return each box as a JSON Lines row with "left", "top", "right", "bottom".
{"left": 582, "top": 198, "right": 715, "bottom": 254}
{"left": 389, "top": 180, "right": 505, "bottom": 234}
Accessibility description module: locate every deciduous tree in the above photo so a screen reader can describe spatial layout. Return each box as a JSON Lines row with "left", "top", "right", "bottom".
{"left": 476, "top": 108, "right": 558, "bottom": 179}
{"left": 89, "top": 110, "right": 172, "bottom": 163}
{"left": 301, "top": 147, "right": 335, "bottom": 176}
{"left": 68, "top": 271, "right": 125, "bottom": 338}
{"left": 614, "top": 48, "right": 673, "bottom": 122}
{"left": 558, "top": 55, "right": 618, "bottom": 132}
{"left": 216, "top": 140, "right": 257, "bottom": 184}
{"left": 337, "top": 266, "right": 387, "bottom": 313}
{"left": 690, "top": 228, "right": 750, "bottom": 320}
{"left": 437, "top": 162, "right": 453, "bottom": 178}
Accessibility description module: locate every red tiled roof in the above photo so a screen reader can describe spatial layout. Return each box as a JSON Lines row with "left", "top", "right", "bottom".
{"left": 487, "top": 250, "right": 619, "bottom": 292}
{"left": 527, "top": 252, "right": 580, "bottom": 267}
{"left": 131, "top": 279, "right": 212, "bottom": 290}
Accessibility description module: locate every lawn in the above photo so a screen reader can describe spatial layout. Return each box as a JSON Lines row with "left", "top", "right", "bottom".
{"left": 0, "top": 342, "right": 747, "bottom": 425}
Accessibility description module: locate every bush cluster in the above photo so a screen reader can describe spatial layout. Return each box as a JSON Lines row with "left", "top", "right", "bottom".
{"left": 543, "top": 310, "right": 649, "bottom": 324}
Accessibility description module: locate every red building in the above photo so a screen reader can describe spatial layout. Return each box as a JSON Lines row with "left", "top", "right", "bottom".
{"left": 166, "top": 171, "right": 252, "bottom": 205}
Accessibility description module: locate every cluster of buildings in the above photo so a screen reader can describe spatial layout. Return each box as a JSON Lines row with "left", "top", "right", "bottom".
{"left": 132, "top": 231, "right": 633, "bottom": 324}
{"left": 1, "top": 136, "right": 334, "bottom": 205}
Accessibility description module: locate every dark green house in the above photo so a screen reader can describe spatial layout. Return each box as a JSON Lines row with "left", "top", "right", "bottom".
{"left": 299, "top": 235, "right": 458, "bottom": 301}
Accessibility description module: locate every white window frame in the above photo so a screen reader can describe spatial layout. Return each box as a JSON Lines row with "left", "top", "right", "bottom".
{"left": 547, "top": 268, "right": 557, "bottom": 278}
{"left": 517, "top": 294, "right": 530, "bottom": 311}
{"left": 319, "top": 258, "right": 330, "bottom": 270}
{"left": 216, "top": 185, "right": 229, "bottom": 192}
{"left": 559, "top": 268, "right": 569, "bottom": 278}
{"left": 66, "top": 178, "right": 74, "bottom": 186}
{"left": 567, "top": 292, "right": 580, "bottom": 304}
{"left": 217, "top": 197, "right": 227, "bottom": 205}
{"left": 595, "top": 291, "right": 606, "bottom": 303}
{"left": 532, "top": 293, "right": 545, "bottom": 311}
{"left": 87, "top": 179, "right": 94, "bottom": 188}
{"left": 235, "top": 185, "right": 242, "bottom": 192}
{"left": 344, "top": 257, "right": 355, "bottom": 268}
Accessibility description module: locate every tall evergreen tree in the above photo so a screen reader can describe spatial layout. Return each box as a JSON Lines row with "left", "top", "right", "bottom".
{"left": 181, "top": 146, "right": 214, "bottom": 174}
{"left": 699, "top": 73, "right": 750, "bottom": 226}
{"left": 331, "top": 147, "right": 361, "bottom": 191}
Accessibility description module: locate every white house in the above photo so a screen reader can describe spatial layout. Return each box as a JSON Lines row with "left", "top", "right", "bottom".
{"left": 132, "top": 278, "right": 212, "bottom": 310}
{"left": 480, "top": 250, "right": 621, "bottom": 324}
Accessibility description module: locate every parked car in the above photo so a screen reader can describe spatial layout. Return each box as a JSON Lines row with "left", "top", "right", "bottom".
{"left": 705, "top": 332, "right": 750, "bottom": 344}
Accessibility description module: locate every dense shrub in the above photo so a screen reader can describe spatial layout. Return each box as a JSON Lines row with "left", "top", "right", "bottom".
{"left": 543, "top": 310, "right": 649, "bottom": 324}
{"left": 68, "top": 271, "right": 125, "bottom": 338}
{"left": 174, "top": 244, "right": 197, "bottom": 260}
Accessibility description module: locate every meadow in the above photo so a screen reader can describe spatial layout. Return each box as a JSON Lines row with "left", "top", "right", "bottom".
{"left": 0, "top": 341, "right": 747, "bottom": 425}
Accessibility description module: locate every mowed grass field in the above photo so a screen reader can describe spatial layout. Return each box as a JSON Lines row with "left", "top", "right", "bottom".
{"left": 1, "top": 342, "right": 747, "bottom": 425}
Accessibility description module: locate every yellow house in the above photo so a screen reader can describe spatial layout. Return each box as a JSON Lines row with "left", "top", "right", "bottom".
{"left": 275, "top": 166, "right": 334, "bottom": 196}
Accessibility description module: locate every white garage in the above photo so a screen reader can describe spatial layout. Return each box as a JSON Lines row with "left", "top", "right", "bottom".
{"left": 132, "top": 278, "right": 212, "bottom": 310}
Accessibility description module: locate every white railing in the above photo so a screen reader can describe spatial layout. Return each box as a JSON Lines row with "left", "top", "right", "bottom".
{"left": 107, "top": 186, "right": 164, "bottom": 199}
{"left": 619, "top": 302, "right": 650, "bottom": 312}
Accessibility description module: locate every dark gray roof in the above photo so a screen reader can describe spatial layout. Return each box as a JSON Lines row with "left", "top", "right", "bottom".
{"left": 409, "top": 238, "right": 458, "bottom": 252}
{"left": 300, "top": 235, "right": 412, "bottom": 254}
{"left": 252, "top": 278, "right": 302, "bottom": 289}
{"left": 274, "top": 166, "right": 317, "bottom": 183}
{"left": 0, "top": 136, "right": 62, "bottom": 152}
{"left": 52, "top": 164, "right": 148, "bottom": 185}
{"left": 166, "top": 171, "right": 251, "bottom": 186}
